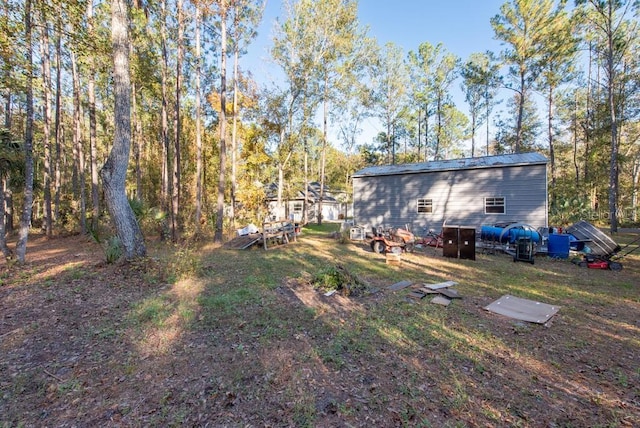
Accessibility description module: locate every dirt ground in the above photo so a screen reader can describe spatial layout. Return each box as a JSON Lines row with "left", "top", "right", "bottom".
{"left": 1, "top": 232, "right": 639, "bottom": 427}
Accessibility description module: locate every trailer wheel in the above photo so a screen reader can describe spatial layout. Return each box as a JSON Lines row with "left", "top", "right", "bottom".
{"left": 371, "top": 240, "right": 385, "bottom": 254}
{"left": 609, "top": 261, "right": 623, "bottom": 271}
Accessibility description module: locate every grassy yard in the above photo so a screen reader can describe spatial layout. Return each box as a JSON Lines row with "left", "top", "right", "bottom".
{"left": 1, "top": 226, "right": 639, "bottom": 427}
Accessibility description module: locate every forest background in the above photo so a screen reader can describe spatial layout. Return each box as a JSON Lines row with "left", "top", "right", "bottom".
{"left": 0, "top": 0, "right": 639, "bottom": 262}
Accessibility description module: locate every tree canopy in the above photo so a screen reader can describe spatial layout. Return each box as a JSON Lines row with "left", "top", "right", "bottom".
{"left": 1, "top": 0, "right": 639, "bottom": 260}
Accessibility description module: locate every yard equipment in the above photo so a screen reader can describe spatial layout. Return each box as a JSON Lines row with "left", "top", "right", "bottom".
{"left": 574, "top": 254, "right": 623, "bottom": 271}
{"left": 572, "top": 234, "right": 640, "bottom": 271}
{"left": 416, "top": 229, "right": 443, "bottom": 248}
{"left": 513, "top": 237, "right": 535, "bottom": 264}
{"left": 566, "top": 221, "right": 640, "bottom": 271}
{"left": 370, "top": 226, "right": 416, "bottom": 254}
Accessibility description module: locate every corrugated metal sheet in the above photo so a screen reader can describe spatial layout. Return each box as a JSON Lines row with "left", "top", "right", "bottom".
{"left": 566, "top": 220, "right": 620, "bottom": 256}
{"left": 352, "top": 152, "right": 548, "bottom": 178}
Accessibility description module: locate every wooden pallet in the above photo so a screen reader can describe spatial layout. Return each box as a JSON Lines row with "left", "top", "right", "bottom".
{"left": 223, "top": 233, "right": 262, "bottom": 250}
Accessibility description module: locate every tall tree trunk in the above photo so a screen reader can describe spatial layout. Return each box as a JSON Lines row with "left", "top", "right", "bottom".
{"left": 171, "top": 0, "right": 183, "bottom": 242}
{"left": 304, "top": 145, "right": 308, "bottom": 225}
{"left": 573, "top": 92, "right": 580, "bottom": 188}
{"left": 0, "top": 180, "right": 9, "bottom": 259}
{"left": 71, "top": 51, "right": 86, "bottom": 234}
{"left": 132, "top": 80, "right": 142, "bottom": 201}
{"left": 485, "top": 85, "right": 490, "bottom": 156}
{"left": 435, "top": 94, "right": 442, "bottom": 159}
{"left": 16, "top": 0, "right": 35, "bottom": 263}
{"left": 40, "top": 10, "right": 53, "bottom": 237}
{"left": 417, "top": 109, "right": 421, "bottom": 160}
{"left": 470, "top": 114, "right": 476, "bottom": 158}
{"left": 87, "top": 0, "right": 99, "bottom": 233}
{"left": 547, "top": 86, "right": 556, "bottom": 211}
{"left": 515, "top": 71, "right": 525, "bottom": 154}
{"left": 194, "top": 5, "right": 203, "bottom": 234}
{"left": 632, "top": 157, "right": 639, "bottom": 223}
{"left": 605, "top": 4, "right": 619, "bottom": 233}
{"left": 160, "top": 0, "right": 170, "bottom": 226}
{"left": 424, "top": 103, "right": 430, "bottom": 160}
{"left": 214, "top": 2, "right": 228, "bottom": 243}
{"left": 584, "top": 41, "right": 593, "bottom": 184}
{"left": 318, "top": 79, "right": 328, "bottom": 226}
{"left": 101, "top": 0, "right": 146, "bottom": 259}
{"left": 1, "top": 91, "right": 12, "bottom": 258}
{"left": 230, "top": 20, "right": 239, "bottom": 230}
{"left": 54, "top": 17, "right": 63, "bottom": 224}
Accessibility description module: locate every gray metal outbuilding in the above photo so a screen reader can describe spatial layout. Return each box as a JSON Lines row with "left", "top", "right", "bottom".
{"left": 352, "top": 152, "right": 548, "bottom": 234}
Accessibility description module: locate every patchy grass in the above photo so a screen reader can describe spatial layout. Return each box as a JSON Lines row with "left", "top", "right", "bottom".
{"left": 0, "top": 230, "right": 639, "bottom": 427}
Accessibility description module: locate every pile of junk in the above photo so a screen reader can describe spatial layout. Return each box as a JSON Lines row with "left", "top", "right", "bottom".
{"left": 479, "top": 220, "right": 639, "bottom": 270}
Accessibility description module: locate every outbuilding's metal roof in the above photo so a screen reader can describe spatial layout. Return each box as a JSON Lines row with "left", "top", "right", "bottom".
{"left": 352, "top": 152, "right": 548, "bottom": 178}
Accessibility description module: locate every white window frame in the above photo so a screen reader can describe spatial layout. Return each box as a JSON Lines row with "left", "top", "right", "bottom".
{"left": 417, "top": 198, "right": 433, "bottom": 214}
{"left": 485, "top": 197, "right": 506, "bottom": 214}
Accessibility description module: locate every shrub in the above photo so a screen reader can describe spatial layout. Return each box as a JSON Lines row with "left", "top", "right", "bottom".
{"left": 311, "top": 264, "right": 368, "bottom": 297}
{"left": 104, "top": 236, "right": 123, "bottom": 264}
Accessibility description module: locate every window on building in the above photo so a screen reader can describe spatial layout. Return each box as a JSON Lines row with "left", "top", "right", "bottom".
{"left": 417, "top": 198, "right": 433, "bottom": 213}
{"left": 293, "top": 202, "right": 303, "bottom": 214}
{"left": 485, "top": 197, "right": 506, "bottom": 214}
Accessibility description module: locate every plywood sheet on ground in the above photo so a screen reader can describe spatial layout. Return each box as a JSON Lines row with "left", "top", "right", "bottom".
{"left": 484, "top": 294, "right": 560, "bottom": 324}
{"left": 425, "top": 281, "right": 458, "bottom": 290}
{"left": 388, "top": 280, "right": 413, "bottom": 291}
{"left": 223, "top": 234, "right": 262, "bottom": 250}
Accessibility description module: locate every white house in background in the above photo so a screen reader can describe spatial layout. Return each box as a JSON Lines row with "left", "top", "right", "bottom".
{"left": 266, "top": 182, "right": 350, "bottom": 223}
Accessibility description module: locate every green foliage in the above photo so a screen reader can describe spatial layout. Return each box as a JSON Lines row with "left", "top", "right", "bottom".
{"left": 0, "top": 128, "right": 25, "bottom": 180}
{"left": 164, "top": 247, "right": 202, "bottom": 283}
{"left": 126, "top": 198, "right": 169, "bottom": 238}
{"left": 550, "top": 195, "right": 596, "bottom": 226}
{"left": 311, "top": 264, "right": 367, "bottom": 296}
{"left": 303, "top": 222, "right": 340, "bottom": 235}
{"left": 128, "top": 197, "right": 145, "bottom": 222}
{"left": 104, "top": 236, "right": 123, "bottom": 264}
{"left": 88, "top": 225, "right": 101, "bottom": 244}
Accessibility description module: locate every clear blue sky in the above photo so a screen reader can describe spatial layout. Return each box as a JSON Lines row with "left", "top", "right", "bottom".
{"left": 248, "top": 0, "right": 508, "bottom": 79}
{"left": 356, "top": 0, "right": 506, "bottom": 59}
{"left": 244, "top": 0, "right": 511, "bottom": 148}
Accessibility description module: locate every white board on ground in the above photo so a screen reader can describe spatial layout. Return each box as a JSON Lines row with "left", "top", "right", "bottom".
{"left": 484, "top": 294, "right": 560, "bottom": 324}
{"left": 425, "top": 281, "right": 458, "bottom": 290}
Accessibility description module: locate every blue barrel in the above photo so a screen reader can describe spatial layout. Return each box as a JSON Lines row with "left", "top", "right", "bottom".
{"left": 481, "top": 225, "right": 508, "bottom": 242}
{"left": 548, "top": 234, "right": 570, "bottom": 259}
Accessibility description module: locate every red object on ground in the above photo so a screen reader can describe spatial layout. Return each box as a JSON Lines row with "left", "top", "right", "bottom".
{"left": 587, "top": 260, "right": 610, "bottom": 269}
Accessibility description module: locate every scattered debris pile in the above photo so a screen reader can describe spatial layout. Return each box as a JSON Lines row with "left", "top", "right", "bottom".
{"left": 311, "top": 264, "right": 370, "bottom": 297}
{"left": 387, "top": 280, "right": 462, "bottom": 306}
{"left": 223, "top": 220, "right": 297, "bottom": 250}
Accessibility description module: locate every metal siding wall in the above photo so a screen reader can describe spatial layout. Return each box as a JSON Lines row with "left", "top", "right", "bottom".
{"left": 353, "top": 164, "right": 547, "bottom": 234}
